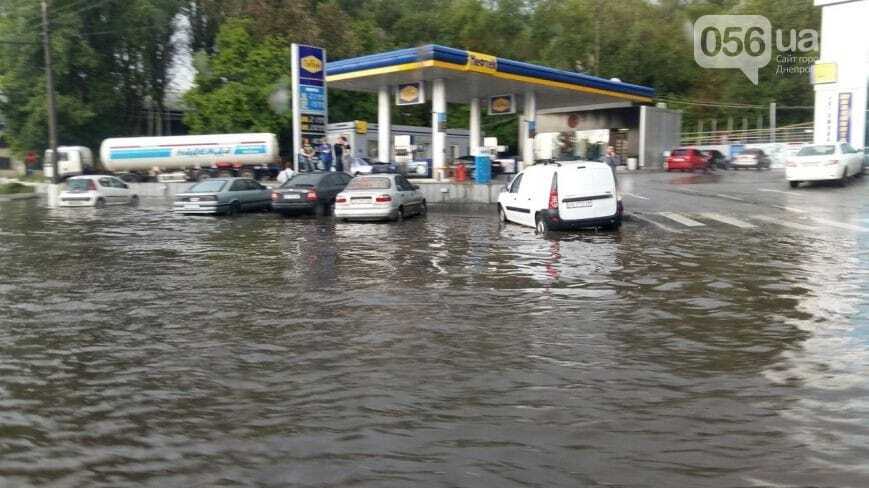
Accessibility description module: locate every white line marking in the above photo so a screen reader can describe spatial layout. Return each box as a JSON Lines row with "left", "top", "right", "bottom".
{"left": 699, "top": 213, "right": 756, "bottom": 229}
{"left": 809, "top": 217, "right": 869, "bottom": 232}
{"left": 773, "top": 205, "right": 808, "bottom": 214}
{"left": 752, "top": 215, "right": 818, "bottom": 232}
{"left": 631, "top": 213, "right": 681, "bottom": 233}
{"left": 715, "top": 193, "right": 745, "bottom": 202}
{"left": 759, "top": 188, "right": 803, "bottom": 196}
{"left": 624, "top": 192, "right": 649, "bottom": 200}
{"left": 658, "top": 212, "right": 706, "bottom": 227}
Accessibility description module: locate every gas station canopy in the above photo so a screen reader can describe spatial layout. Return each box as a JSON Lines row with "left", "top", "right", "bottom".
{"left": 326, "top": 44, "right": 655, "bottom": 108}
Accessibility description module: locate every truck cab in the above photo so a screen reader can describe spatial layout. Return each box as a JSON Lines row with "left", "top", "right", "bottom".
{"left": 44, "top": 146, "right": 94, "bottom": 180}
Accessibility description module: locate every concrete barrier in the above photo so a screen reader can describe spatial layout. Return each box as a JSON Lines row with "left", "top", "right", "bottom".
{"left": 415, "top": 180, "right": 503, "bottom": 204}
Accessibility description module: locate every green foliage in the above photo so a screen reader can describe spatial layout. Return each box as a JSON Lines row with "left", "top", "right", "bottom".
{"left": 0, "top": 182, "right": 34, "bottom": 195}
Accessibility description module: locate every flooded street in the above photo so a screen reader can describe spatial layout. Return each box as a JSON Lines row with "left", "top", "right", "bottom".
{"left": 1, "top": 175, "right": 867, "bottom": 487}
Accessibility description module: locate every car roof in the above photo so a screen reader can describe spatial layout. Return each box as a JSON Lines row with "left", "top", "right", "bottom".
{"left": 69, "top": 175, "right": 111, "bottom": 180}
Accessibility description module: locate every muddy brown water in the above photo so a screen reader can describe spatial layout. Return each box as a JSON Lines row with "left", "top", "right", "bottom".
{"left": 0, "top": 200, "right": 867, "bottom": 487}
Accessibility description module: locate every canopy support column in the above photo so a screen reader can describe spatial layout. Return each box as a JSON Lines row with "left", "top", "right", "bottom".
{"left": 522, "top": 90, "right": 537, "bottom": 170}
{"left": 432, "top": 78, "right": 447, "bottom": 179}
{"left": 469, "top": 97, "right": 481, "bottom": 155}
{"left": 377, "top": 86, "right": 391, "bottom": 162}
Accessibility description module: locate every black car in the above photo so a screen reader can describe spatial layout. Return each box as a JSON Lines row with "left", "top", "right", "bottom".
{"left": 271, "top": 172, "right": 352, "bottom": 216}
{"left": 701, "top": 149, "right": 730, "bottom": 170}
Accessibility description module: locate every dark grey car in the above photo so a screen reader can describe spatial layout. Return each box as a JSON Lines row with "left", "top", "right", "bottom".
{"left": 174, "top": 178, "right": 272, "bottom": 216}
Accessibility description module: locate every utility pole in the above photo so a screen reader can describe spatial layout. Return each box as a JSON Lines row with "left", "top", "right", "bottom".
{"left": 41, "top": 0, "right": 59, "bottom": 183}
{"left": 769, "top": 102, "right": 777, "bottom": 143}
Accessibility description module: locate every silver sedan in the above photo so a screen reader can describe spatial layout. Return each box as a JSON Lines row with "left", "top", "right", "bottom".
{"left": 334, "top": 174, "right": 427, "bottom": 222}
{"left": 174, "top": 178, "right": 272, "bottom": 216}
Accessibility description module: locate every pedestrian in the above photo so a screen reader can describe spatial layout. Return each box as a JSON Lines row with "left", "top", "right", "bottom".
{"left": 603, "top": 145, "right": 623, "bottom": 169}
{"left": 276, "top": 163, "right": 295, "bottom": 185}
{"left": 299, "top": 140, "right": 317, "bottom": 172}
{"left": 318, "top": 139, "right": 333, "bottom": 172}
{"left": 333, "top": 136, "right": 347, "bottom": 173}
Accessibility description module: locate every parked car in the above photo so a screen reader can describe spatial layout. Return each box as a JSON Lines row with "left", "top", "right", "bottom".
{"left": 732, "top": 148, "right": 771, "bottom": 170}
{"left": 498, "top": 161, "right": 622, "bottom": 233}
{"left": 666, "top": 148, "right": 710, "bottom": 172}
{"left": 785, "top": 143, "right": 864, "bottom": 188}
{"left": 862, "top": 147, "right": 868, "bottom": 174}
{"left": 334, "top": 174, "right": 426, "bottom": 222}
{"left": 406, "top": 159, "right": 432, "bottom": 178}
{"left": 173, "top": 178, "right": 271, "bottom": 215}
{"left": 58, "top": 175, "right": 139, "bottom": 208}
{"left": 271, "top": 171, "right": 352, "bottom": 217}
{"left": 702, "top": 149, "right": 730, "bottom": 170}
{"left": 349, "top": 157, "right": 400, "bottom": 176}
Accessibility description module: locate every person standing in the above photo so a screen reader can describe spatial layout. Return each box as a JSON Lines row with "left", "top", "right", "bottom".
{"left": 603, "top": 145, "right": 623, "bottom": 169}
{"left": 333, "top": 136, "right": 347, "bottom": 173}
{"left": 318, "top": 139, "right": 333, "bottom": 172}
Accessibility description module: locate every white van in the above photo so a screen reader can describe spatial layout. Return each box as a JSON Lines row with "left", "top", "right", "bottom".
{"left": 497, "top": 161, "right": 622, "bottom": 233}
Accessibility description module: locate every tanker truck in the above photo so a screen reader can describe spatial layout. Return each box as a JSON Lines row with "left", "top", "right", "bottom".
{"left": 100, "top": 133, "right": 280, "bottom": 182}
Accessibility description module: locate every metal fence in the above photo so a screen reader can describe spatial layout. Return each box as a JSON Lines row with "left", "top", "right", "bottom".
{"left": 681, "top": 122, "right": 814, "bottom": 146}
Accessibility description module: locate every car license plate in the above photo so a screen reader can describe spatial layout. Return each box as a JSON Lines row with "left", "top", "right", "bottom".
{"left": 566, "top": 200, "right": 593, "bottom": 208}
{"left": 284, "top": 194, "right": 300, "bottom": 200}
{"left": 185, "top": 204, "right": 200, "bottom": 209}
{"left": 190, "top": 197, "right": 200, "bottom": 202}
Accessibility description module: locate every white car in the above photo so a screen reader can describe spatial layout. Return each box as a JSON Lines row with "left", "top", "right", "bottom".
{"left": 786, "top": 143, "right": 864, "bottom": 188}
{"left": 59, "top": 175, "right": 139, "bottom": 208}
{"left": 349, "top": 157, "right": 374, "bottom": 176}
{"left": 498, "top": 161, "right": 622, "bottom": 233}
{"left": 334, "top": 174, "right": 426, "bottom": 222}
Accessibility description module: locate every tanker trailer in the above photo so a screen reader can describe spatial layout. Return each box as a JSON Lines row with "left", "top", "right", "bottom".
{"left": 100, "top": 133, "right": 280, "bottom": 182}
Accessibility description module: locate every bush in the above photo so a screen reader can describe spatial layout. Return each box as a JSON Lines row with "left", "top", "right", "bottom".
{"left": 0, "top": 182, "right": 35, "bottom": 194}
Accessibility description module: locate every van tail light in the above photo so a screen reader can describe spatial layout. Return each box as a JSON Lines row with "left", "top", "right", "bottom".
{"left": 375, "top": 194, "right": 392, "bottom": 203}
{"left": 336, "top": 195, "right": 347, "bottom": 204}
{"left": 87, "top": 180, "right": 96, "bottom": 191}
{"left": 548, "top": 173, "right": 558, "bottom": 209}
{"left": 824, "top": 159, "right": 839, "bottom": 166}
{"left": 306, "top": 190, "right": 317, "bottom": 201}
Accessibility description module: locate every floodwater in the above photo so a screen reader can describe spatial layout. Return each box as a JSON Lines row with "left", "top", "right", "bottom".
{"left": 0, "top": 199, "right": 867, "bottom": 487}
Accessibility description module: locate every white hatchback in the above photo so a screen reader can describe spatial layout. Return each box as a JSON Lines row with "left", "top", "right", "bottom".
{"left": 59, "top": 175, "right": 139, "bottom": 208}
{"left": 498, "top": 161, "right": 622, "bottom": 233}
{"left": 786, "top": 143, "right": 864, "bottom": 188}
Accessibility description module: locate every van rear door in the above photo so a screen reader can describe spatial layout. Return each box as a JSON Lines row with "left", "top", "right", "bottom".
{"left": 557, "top": 165, "right": 617, "bottom": 221}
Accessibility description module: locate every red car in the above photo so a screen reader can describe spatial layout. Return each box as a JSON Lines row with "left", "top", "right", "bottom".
{"left": 666, "top": 148, "right": 711, "bottom": 172}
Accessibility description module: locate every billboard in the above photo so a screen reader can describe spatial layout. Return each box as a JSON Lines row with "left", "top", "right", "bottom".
{"left": 292, "top": 44, "right": 327, "bottom": 169}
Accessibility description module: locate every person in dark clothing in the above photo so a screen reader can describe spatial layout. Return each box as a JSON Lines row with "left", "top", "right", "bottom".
{"left": 333, "top": 136, "right": 347, "bottom": 172}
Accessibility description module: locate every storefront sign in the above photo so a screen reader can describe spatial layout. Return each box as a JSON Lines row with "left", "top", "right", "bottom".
{"left": 467, "top": 51, "right": 497, "bottom": 74}
{"left": 488, "top": 94, "right": 515, "bottom": 115}
{"left": 811, "top": 62, "right": 837, "bottom": 84}
{"left": 291, "top": 44, "right": 328, "bottom": 168}
{"left": 396, "top": 82, "right": 425, "bottom": 105}
{"left": 354, "top": 120, "right": 368, "bottom": 134}
{"left": 837, "top": 92, "right": 851, "bottom": 142}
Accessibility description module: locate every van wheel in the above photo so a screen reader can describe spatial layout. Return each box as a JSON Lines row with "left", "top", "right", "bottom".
{"left": 535, "top": 214, "right": 549, "bottom": 234}
{"left": 603, "top": 217, "right": 622, "bottom": 232}
{"left": 789, "top": 181, "right": 799, "bottom": 188}
{"left": 95, "top": 197, "right": 106, "bottom": 209}
{"left": 129, "top": 195, "right": 139, "bottom": 207}
{"left": 498, "top": 205, "right": 507, "bottom": 223}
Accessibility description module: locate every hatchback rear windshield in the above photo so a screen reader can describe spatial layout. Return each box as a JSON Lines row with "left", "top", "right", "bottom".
{"left": 187, "top": 180, "right": 227, "bottom": 193}
{"left": 797, "top": 145, "right": 835, "bottom": 156}
{"left": 346, "top": 177, "right": 391, "bottom": 190}
{"left": 66, "top": 179, "right": 91, "bottom": 191}
{"left": 671, "top": 149, "right": 692, "bottom": 156}
{"left": 282, "top": 173, "right": 324, "bottom": 188}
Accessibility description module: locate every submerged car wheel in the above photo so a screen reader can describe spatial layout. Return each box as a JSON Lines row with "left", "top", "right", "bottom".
{"left": 535, "top": 214, "right": 549, "bottom": 234}
{"left": 498, "top": 205, "right": 507, "bottom": 223}
{"left": 129, "top": 195, "right": 139, "bottom": 207}
{"left": 95, "top": 197, "right": 106, "bottom": 209}
{"left": 394, "top": 207, "right": 404, "bottom": 222}
{"left": 419, "top": 201, "right": 427, "bottom": 217}
{"left": 838, "top": 169, "right": 848, "bottom": 187}
{"left": 789, "top": 181, "right": 800, "bottom": 189}
{"left": 225, "top": 201, "right": 241, "bottom": 216}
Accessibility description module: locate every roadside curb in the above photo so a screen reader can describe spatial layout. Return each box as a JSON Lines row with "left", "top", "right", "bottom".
{"left": 0, "top": 193, "right": 39, "bottom": 202}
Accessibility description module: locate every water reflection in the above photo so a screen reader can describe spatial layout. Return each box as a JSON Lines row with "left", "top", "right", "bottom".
{"left": 0, "top": 199, "right": 866, "bottom": 487}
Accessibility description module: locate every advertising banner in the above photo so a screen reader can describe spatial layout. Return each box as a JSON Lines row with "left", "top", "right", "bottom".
{"left": 292, "top": 44, "right": 327, "bottom": 169}
{"left": 488, "top": 94, "right": 516, "bottom": 115}
{"left": 396, "top": 82, "right": 425, "bottom": 106}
